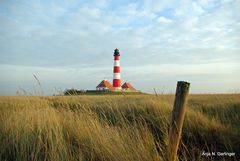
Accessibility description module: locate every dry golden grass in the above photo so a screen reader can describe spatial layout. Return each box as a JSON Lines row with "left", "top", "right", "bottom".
{"left": 0, "top": 94, "right": 239, "bottom": 161}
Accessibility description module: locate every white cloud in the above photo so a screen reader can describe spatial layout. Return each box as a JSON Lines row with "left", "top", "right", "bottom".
{"left": 157, "top": 16, "right": 172, "bottom": 24}
{"left": 143, "top": 0, "right": 177, "bottom": 12}
{"left": 174, "top": 1, "right": 205, "bottom": 18}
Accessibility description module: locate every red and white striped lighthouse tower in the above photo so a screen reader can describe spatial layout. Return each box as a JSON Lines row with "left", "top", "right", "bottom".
{"left": 113, "top": 48, "right": 122, "bottom": 90}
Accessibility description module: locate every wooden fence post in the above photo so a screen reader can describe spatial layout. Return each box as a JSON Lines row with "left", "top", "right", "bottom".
{"left": 167, "top": 81, "right": 190, "bottom": 161}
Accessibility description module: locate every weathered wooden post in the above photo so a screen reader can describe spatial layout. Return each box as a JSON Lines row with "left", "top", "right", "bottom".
{"left": 167, "top": 81, "right": 190, "bottom": 161}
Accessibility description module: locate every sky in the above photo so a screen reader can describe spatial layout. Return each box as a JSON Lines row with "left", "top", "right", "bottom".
{"left": 0, "top": 0, "right": 240, "bottom": 95}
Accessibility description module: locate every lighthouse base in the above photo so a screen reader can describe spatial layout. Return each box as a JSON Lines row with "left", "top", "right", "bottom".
{"left": 113, "top": 87, "right": 122, "bottom": 91}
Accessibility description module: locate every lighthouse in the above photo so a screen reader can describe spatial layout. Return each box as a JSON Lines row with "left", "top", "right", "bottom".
{"left": 113, "top": 48, "right": 122, "bottom": 90}
{"left": 96, "top": 48, "right": 137, "bottom": 92}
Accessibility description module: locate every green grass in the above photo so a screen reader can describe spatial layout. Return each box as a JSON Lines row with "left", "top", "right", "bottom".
{"left": 0, "top": 94, "right": 239, "bottom": 161}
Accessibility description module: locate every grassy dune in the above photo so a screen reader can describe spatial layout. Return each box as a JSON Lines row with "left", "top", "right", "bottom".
{"left": 0, "top": 94, "right": 239, "bottom": 161}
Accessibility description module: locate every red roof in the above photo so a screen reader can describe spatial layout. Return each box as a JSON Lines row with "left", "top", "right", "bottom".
{"left": 121, "top": 82, "right": 136, "bottom": 90}
{"left": 96, "top": 80, "right": 114, "bottom": 90}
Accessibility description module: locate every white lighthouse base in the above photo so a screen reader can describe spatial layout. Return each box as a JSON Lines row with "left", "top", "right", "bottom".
{"left": 113, "top": 87, "right": 122, "bottom": 91}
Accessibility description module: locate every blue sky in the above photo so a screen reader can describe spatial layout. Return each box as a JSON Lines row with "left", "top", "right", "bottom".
{"left": 0, "top": 0, "right": 240, "bottom": 95}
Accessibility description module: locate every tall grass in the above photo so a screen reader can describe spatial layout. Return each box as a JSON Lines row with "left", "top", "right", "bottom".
{"left": 0, "top": 94, "right": 239, "bottom": 161}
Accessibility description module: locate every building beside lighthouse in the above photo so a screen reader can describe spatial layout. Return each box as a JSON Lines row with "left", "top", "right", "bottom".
{"left": 96, "top": 79, "right": 114, "bottom": 91}
{"left": 96, "top": 48, "right": 137, "bottom": 92}
{"left": 121, "top": 81, "right": 136, "bottom": 91}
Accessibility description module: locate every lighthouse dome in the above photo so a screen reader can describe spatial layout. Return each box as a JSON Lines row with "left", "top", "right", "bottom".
{"left": 114, "top": 48, "right": 120, "bottom": 56}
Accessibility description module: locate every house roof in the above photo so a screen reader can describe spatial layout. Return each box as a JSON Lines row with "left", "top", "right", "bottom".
{"left": 96, "top": 80, "right": 114, "bottom": 90}
{"left": 121, "top": 82, "right": 136, "bottom": 90}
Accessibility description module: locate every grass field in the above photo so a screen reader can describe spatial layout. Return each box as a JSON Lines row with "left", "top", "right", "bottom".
{"left": 0, "top": 94, "right": 239, "bottom": 161}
